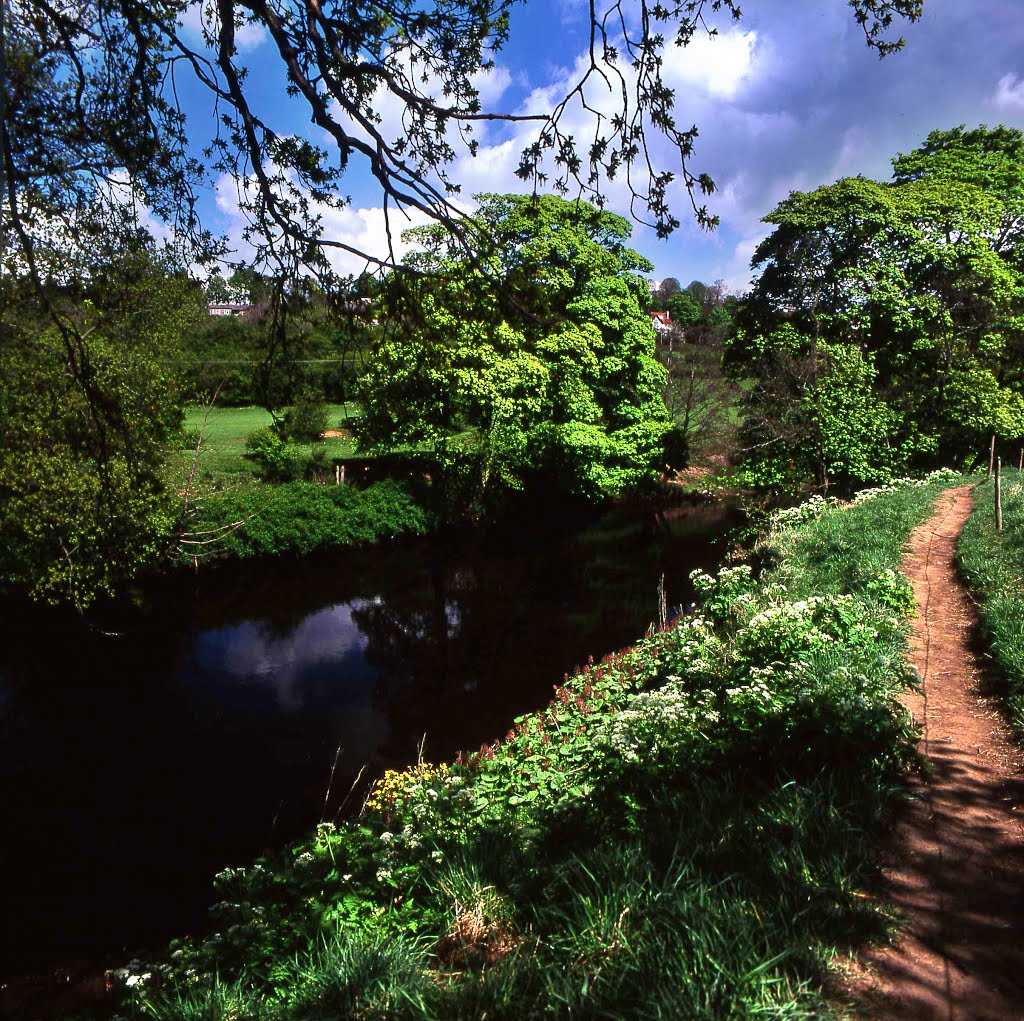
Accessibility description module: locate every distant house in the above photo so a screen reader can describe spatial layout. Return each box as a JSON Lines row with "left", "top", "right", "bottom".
{"left": 649, "top": 310, "right": 673, "bottom": 334}
{"left": 339, "top": 296, "right": 377, "bottom": 322}
{"left": 207, "top": 300, "right": 252, "bottom": 317}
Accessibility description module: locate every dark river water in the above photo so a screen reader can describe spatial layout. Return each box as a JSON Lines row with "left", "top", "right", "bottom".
{"left": 0, "top": 498, "right": 741, "bottom": 983}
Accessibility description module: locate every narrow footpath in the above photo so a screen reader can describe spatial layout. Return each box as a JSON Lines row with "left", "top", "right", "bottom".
{"left": 855, "top": 485, "right": 1024, "bottom": 1020}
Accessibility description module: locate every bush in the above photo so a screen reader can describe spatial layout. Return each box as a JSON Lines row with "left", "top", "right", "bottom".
{"left": 279, "top": 390, "right": 330, "bottom": 443}
{"left": 186, "top": 480, "right": 430, "bottom": 560}
{"left": 176, "top": 427, "right": 203, "bottom": 451}
{"left": 243, "top": 427, "right": 304, "bottom": 482}
{"left": 661, "top": 425, "right": 690, "bottom": 471}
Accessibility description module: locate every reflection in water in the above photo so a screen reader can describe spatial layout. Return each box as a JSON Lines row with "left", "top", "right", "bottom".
{"left": 0, "top": 498, "right": 742, "bottom": 975}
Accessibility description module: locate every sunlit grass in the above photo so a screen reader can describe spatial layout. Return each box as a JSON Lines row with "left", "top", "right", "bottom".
{"left": 959, "top": 468, "right": 1024, "bottom": 734}
{"left": 120, "top": 474, "right": 967, "bottom": 1021}
{"left": 173, "top": 403, "right": 358, "bottom": 482}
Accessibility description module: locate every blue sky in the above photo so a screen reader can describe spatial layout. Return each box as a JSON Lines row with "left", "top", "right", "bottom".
{"left": 174, "top": 0, "right": 1024, "bottom": 292}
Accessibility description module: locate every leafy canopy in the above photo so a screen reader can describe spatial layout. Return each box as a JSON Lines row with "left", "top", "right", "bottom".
{"left": 356, "top": 194, "right": 669, "bottom": 505}
{"left": 2, "top": 0, "right": 924, "bottom": 278}
{"left": 731, "top": 125, "right": 1024, "bottom": 492}
{"left": 0, "top": 246, "right": 204, "bottom": 606}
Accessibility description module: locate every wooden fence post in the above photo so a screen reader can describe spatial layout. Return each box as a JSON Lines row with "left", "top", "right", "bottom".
{"left": 988, "top": 433, "right": 996, "bottom": 478}
{"left": 996, "top": 457, "right": 1003, "bottom": 532}
{"left": 1019, "top": 447, "right": 1023, "bottom": 473}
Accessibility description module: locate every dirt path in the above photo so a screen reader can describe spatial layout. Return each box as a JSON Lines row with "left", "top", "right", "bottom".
{"left": 855, "top": 485, "right": 1024, "bottom": 1020}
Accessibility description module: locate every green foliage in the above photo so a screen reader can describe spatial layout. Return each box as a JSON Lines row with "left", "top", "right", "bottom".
{"left": 959, "top": 469, "right": 1024, "bottom": 732}
{"left": 660, "top": 425, "right": 690, "bottom": 471}
{"left": 667, "top": 289, "right": 703, "bottom": 328}
{"left": 278, "top": 390, "right": 330, "bottom": 444}
{"left": 811, "top": 344, "right": 899, "bottom": 484}
{"left": 187, "top": 481, "right": 429, "bottom": 561}
{"left": 658, "top": 280, "right": 741, "bottom": 460}
{"left": 0, "top": 248, "right": 203, "bottom": 607}
{"left": 356, "top": 195, "right": 669, "bottom": 509}
{"left": 733, "top": 127, "right": 1024, "bottom": 494}
{"left": 244, "top": 428, "right": 305, "bottom": 482}
{"left": 119, "top": 475, "right": 965, "bottom": 1021}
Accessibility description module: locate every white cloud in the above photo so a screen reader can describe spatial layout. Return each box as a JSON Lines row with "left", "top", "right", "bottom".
{"left": 662, "top": 29, "right": 759, "bottom": 100}
{"left": 213, "top": 171, "right": 437, "bottom": 276}
{"left": 991, "top": 72, "right": 1024, "bottom": 113}
{"left": 719, "top": 236, "right": 761, "bottom": 294}
{"left": 177, "top": 1, "right": 267, "bottom": 54}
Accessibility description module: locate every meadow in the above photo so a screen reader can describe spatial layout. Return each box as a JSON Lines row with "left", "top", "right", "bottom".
{"left": 175, "top": 404, "right": 359, "bottom": 484}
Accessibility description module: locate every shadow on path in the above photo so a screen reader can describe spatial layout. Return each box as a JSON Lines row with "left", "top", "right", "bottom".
{"left": 855, "top": 486, "right": 1024, "bottom": 1020}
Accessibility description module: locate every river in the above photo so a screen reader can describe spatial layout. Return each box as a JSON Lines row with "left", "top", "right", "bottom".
{"left": 0, "top": 497, "right": 741, "bottom": 988}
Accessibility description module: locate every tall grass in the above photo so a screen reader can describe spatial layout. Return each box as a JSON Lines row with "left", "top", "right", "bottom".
{"left": 119, "top": 473, "right": 965, "bottom": 1021}
{"left": 958, "top": 468, "right": 1024, "bottom": 733}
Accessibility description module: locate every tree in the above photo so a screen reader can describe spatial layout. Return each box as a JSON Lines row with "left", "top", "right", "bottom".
{"left": 657, "top": 277, "right": 682, "bottom": 309}
{"left": 356, "top": 194, "right": 669, "bottom": 507}
{"left": 731, "top": 129, "right": 1024, "bottom": 492}
{"left": 668, "top": 289, "right": 703, "bottom": 329}
{"left": 660, "top": 281, "right": 739, "bottom": 459}
{"left": 0, "top": 0, "right": 924, "bottom": 602}
{"left": 2, "top": 0, "right": 924, "bottom": 277}
{"left": 0, "top": 245, "right": 204, "bottom": 606}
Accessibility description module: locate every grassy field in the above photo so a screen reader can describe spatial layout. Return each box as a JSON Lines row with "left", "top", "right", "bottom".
{"left": 118, "top": 471, "right": 964, "bottom": 1021}
{"left": 958, "top": 467, "right": 1024, "bottom": 734}
{"left": 171, "top": 403, "right": 360, "bottom": 486}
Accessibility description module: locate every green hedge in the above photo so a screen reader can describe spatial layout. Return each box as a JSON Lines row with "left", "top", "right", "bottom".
{"left": 187, "top": 480, "right": 430, "bottom": 560}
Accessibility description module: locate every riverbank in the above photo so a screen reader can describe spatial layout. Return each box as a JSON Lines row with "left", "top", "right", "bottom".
{"left": 0, "top": 498, "right": 745, "bottom": 1019}
{"left": 101, "top": 469, "right": 964, "bottom": 1020}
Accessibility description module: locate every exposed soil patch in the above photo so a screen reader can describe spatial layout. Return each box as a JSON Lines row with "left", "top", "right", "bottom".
{"left": 854, "top": 485, "right": 1024, "bottom": 1020}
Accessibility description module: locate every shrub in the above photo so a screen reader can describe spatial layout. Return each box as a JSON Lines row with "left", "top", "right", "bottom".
{"left": 661, "top": 424, "right": 690, "bottom": 471}
{"left": 186, "top": 480, "right": 429, "bottom": 561}
{"left": 279, "top": 390, "right": 330, "bottom": 443}
{"left": 176, "top": 426, "right": 203, "bottom": 451}
{"left": 243, "top": 427, "right": 304, "bottom": 482}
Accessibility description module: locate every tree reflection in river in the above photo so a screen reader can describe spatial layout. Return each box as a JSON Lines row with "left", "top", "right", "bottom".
{"left": 0, "top": 496, "right": 743, "bottom": 977}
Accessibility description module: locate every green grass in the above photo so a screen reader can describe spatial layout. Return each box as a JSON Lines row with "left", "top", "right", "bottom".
{"left": 118, "top": 473, "right": 965, "bottom": 1021}
{"left": 958, "top": 468, "right": 1024, "bottom": 734}
{"left": 174, "top": 403, "right": 360, "bottom": 483}
{"left": 765, "top": 477, "right": 969, "bottom": 599}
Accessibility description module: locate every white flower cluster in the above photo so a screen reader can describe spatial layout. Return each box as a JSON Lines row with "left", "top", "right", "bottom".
{"left": 769, "top": 468, "right": 963, "bottom": 530}
{"left": 737, "top": 593, "right": 880, "bottom": 660}
{"left": 597, "top": 684, "right": 721, "bottom": 763}
{"left": 769, "top": 494, "right": 840, "bottom": 530}
{"left": 850, "top": 467, "right": 962, "bottom": 505}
